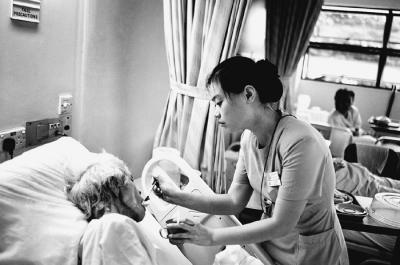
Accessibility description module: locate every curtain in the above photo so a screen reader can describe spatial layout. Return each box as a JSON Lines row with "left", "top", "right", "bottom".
{"left": 265, "top": 0, "right": 323, "bottom": 113}
{"left": 154, "top": 0, "right": 252, "bottom": 193}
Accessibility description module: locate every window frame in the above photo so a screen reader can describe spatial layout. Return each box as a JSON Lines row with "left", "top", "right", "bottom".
{"left": 302, "top": 5, "right": 400, "bottom": 89}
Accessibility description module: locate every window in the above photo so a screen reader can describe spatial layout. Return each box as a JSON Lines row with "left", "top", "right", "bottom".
{"left": 302, "top": 6, "right": 400, "bottom": 89}
{"left": 388, "top": 15, "right": 400, "bottom": 49}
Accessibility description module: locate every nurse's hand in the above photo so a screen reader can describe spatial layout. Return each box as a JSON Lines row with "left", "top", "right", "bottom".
{"left": 167, "top": 219, "right": 215, "bottom": 246}
{"left": 152, "top": 168, "right": 181, "bottom": 204}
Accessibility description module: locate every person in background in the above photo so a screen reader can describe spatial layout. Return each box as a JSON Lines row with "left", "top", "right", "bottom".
{"left": 65, "top": 152, "right": 158, "bottom": 265}
{"left": 152, "top": 56, "right": 349, "bottom": 265}
{"left": 328, "top": 88, "right": 362, "bottom": 136}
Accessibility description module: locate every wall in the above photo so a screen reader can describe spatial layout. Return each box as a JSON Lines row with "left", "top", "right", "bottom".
{"left": 1, "top": 0, "right": 171, "bottom": 176}
{"left": 238, "top": 0, "right": 265, "bottom": 60}
{"left": 0, "top": 0, "right": 81, "bottom": 129}
{"left": 75, "top": 0, "right": 169, "bottom": 177}
{"left": 296, "top": 80, "right": 399, "bottom": 130}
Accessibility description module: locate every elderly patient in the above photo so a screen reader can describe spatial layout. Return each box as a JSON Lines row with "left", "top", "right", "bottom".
{"left": 334, "top": 158, "right": 400, "bottom": 254}
{"left": 65, "top": 152, "right": 158, "bottom": 265}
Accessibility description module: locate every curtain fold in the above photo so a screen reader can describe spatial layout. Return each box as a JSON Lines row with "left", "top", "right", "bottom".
{"left": 265, "top": 0, "right": 323, "bottom": 112}
{"left": 154, "top": 0, "right": 251, "bottom": 193}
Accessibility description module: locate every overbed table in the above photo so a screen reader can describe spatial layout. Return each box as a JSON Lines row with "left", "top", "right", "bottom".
{"left": 338, "top": 196, "right": 400, "bottom": 265}
{"left": 368, "top": 118, "right": 400, "bottom": 137}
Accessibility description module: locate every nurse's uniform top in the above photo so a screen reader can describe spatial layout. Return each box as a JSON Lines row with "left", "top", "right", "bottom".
{"left": 234, "top": 116, "right": 349, "bottom": 265}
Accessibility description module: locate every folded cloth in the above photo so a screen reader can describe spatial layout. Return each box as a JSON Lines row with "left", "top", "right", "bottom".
{"left": 356, "top": 144, "right": 389, "bottom": 176}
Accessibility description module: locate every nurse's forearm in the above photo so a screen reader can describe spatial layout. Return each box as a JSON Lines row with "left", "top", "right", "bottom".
{"left": 172, "top": 191, "right": 239, "bottom": 215}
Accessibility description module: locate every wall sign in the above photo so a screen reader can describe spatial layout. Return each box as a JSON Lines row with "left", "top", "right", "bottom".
{"left": 10, "top": 0, "right": 41, "bottom": 23}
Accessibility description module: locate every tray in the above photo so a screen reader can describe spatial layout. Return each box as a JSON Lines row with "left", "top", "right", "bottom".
{"left": 335, "top": 190, "right": 367, "bottom": 222}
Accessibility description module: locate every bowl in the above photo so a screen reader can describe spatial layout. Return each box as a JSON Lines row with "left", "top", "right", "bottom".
{"left": 336, "top": 203, "right": 367, "bottom": 217}
{"left": 334, "top": 189, "right": 354, "bottom": 204}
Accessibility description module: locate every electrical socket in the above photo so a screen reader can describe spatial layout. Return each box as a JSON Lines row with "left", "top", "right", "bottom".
{"left": 0, "top": 127, "right": 26, "bottom": 161}
{"left": 48, "top": 122, "right": 61, "bottom": 130}
{"left": 58, "top": 94, "right": 73, "bottom": 115}
{"left": 59, "top": 114, "right": 72, "bottom": 136}
{"left": 26, "top": 118, "right": 62, "bottom": 146}
{"left": 0, "top": 127, "right": 26, "bottom": 150}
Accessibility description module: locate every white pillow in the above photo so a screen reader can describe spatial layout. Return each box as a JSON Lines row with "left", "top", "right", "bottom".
{"left": 0, "top": 137, "right": 91, "bottom": 265}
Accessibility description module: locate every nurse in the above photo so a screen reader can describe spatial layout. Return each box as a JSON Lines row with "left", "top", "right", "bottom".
{"left": 153, "top": 56, "right": 349, "bottom": 265}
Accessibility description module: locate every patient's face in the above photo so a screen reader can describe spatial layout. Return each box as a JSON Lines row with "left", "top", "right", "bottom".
{"left": 118, "top": 180, "right": 146, "bottom": 222}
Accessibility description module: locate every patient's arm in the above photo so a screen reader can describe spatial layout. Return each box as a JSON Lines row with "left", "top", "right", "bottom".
{"left": 335, "top": 158, "right": 400, "bottom": 196}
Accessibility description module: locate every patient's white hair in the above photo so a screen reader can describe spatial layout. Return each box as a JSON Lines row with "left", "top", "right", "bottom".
{"left": 65, "top": 152, "right": 132, "bottom": 221}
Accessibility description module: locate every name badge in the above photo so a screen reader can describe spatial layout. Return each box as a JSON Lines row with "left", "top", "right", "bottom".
{"left": 266, "top": 171, "right": 281, "bottom": 187}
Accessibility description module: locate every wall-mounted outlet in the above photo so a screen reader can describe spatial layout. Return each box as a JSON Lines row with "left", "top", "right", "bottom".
{"left": 0, "top": 126, "right": 26, "bottom": 150}
{"left": 26, "top": 118, "right": 62, "bottom": 146}
{"left": 59, "top": 114, "right": 72, "bottom": 136}
{"left": 0, "top": 127, "right": 26, "bottom": 161}
{"left": 58, "top": 94, "right": 73, "bottom": 115}
{"left": 48, "top": 122, "right": 61, "bottom": 130}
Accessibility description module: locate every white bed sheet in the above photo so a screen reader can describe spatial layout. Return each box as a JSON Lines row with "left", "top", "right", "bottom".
{"left": 0, "top": 137, "right": 191, "bottom": 265}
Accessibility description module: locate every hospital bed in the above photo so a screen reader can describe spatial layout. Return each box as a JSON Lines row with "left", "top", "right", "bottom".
{"left": 0, "top": 137, "right": 271, "bottom": 265}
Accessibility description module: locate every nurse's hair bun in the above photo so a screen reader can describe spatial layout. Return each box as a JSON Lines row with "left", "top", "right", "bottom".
{"left": 255, "top": 59, "right": 280, "bottom": 78}
{"left": 206, "top": 56, "right": 283, "bottom": 103}
{"left": 254, "top": 59, "right": 283, "bottom": 103}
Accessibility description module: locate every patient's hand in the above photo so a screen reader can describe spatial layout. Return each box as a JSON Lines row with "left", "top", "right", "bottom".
{"left": 333, "top": 158, "right": 346, "bottom": 172}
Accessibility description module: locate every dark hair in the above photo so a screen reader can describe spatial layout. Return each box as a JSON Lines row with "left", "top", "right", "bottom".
{"left": 206, "top": 56, "right": 283, "bottom": 103}
{"left": 334, "top": 88, "right": 353, "bottom": 114}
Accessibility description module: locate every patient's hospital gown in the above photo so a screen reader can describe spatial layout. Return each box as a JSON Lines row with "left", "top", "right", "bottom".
{"left": 235, "top": 117, "right": 349, "bottom": 265}
{"left": 335, "top": 160, "right": 400, "bottom": 252}
{"left": 80, "top": 213, "right": 158, "bottom": 265}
